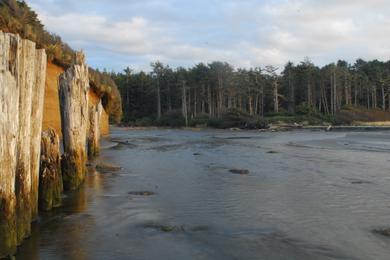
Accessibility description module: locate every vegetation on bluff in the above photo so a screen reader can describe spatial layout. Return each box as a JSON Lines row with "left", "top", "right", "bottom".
{"left": 0, "top": 0, "right": 122, "bottom": 121}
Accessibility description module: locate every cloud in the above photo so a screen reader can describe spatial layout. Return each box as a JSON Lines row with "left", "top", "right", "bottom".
{"left": 28, "top": 0, "right": 390, "bottom": 71}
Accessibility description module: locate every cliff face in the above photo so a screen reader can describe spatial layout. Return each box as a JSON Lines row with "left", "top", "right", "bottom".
{"left": 1, "top": 31, "right": 110, "bottom": 257}
{"left": 0, "top": 31, "right": 47, "bottom": 257}
{"left": 59, "top": 52, "right": 89, "bottom": 191}
{"left": 42, "top": 62, "right": 110, "bottom": 136}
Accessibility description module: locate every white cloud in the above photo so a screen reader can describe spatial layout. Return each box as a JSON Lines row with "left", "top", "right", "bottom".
{"left": 28, "top": 0, "right": 390, "bottom": 71}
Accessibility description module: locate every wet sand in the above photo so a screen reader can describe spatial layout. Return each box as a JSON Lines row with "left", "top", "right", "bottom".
{"left": 16, "top": 128, "right": 390, "bottom": 260}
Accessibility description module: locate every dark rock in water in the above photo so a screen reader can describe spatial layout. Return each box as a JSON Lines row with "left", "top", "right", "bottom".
{"left": 373, "top": 228, "right": 390, "bottom": 237}
{"left": 142, "top": 223, "right": 209, "bottom": 233}
{"left": 128, "top": 191, "right": 156, "bottom": 196}
{"left": 229, "top": 169, "right": 249, "bottom": 175}
{"left": 267, "top": 150, "right": 279, "bottom": 154}
{"left": 191, "top": 225, "right": 210, "bottom": 232}
{"left": 143, "top": 223, "right": 185, "bottom": 232}
{"left": 110, "top": 142, "right": 137, "bottom": 150}
{"left": 96, "top": 163, "right": 122, "bottom": 172}
{"left": 351, "top": 180, "right": 371, "bottom": 184}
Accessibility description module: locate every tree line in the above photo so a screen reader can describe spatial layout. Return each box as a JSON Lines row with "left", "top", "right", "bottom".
{"left": 112, "top": 59, "right": 390, "bottom": 125}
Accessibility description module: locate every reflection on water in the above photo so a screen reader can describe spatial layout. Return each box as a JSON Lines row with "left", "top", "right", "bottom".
{"left": 16, "top": 129, "right": 390, "bottom": 260}
{"left": 17, "top": 166, "right": 105, "bottom": 260}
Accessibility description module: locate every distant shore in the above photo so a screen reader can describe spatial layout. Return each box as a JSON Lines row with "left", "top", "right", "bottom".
{"left": 112, "top": 123, "right": 390, "bottom": 133}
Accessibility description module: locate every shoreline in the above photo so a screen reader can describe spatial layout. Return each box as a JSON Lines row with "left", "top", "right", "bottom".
{"left": 111, "top": 124, "right": 390, "bottom": 133}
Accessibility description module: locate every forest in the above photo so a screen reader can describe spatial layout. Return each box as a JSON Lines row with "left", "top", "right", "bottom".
{"left": 112, "top": 59, "right": 390, "bottom": 128}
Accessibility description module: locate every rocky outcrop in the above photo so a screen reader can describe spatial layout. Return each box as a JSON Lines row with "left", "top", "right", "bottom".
{"left": 31, "top": 49, "right": 47, "bottom": 220}
{"left": 0, "top": 32, "right": 20, "bottom": 258}
{"left": 1, "top": 32, "right": 108, "bottom": 258}
{"left": 0, "top": 31, "right": 47, "bottom": 257}
{"left": 39, "top": 129, "right": 63, "bottom": 211}
{"left": 88, "top": 101, "right": 103, "bottom": 158}
{"left": 59, "top": 52, "right": 89, "bottom": 191}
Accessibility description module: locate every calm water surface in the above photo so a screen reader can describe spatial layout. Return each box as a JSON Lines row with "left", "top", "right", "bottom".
{"left": 17, "top": 128, "right": 390, "bottom": 260}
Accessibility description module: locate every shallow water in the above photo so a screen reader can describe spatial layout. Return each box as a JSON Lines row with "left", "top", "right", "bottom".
{"left": 17, "top": 128, "right": 390, "bottom": 260}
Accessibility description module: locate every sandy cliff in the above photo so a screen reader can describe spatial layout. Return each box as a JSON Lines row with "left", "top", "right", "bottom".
{"left": 42, "top": 62, "right": 110, "bottom": 136}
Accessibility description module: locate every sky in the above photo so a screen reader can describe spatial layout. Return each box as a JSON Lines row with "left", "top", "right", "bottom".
{"left": 28, "top": 0, "right": 390, "bottom": 72}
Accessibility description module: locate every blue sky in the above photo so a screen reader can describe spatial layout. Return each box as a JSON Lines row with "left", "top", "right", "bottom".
{"left": 28, "top": 0, "right": 390, "bottom": 72}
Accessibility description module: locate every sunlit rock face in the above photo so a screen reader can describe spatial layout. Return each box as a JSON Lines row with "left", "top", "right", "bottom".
{"left": 59, "top": 52, "right": 90, "bottom": 191}
{"left": 0, "top": 31, "right": 47, "bottom": 258}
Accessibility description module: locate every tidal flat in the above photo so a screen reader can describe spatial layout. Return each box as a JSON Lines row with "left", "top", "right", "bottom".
{"left": 17, "top": 128, "right": 390, "bottom": 260}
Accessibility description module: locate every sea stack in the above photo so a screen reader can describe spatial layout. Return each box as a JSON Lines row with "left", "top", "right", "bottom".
{"left": 59, "top": 52, "right": 90, "bottom": 191}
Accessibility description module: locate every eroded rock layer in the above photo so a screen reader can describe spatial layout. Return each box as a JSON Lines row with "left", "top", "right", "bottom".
{"left": 0, "top": 31, "right": 47, "bottom": 257}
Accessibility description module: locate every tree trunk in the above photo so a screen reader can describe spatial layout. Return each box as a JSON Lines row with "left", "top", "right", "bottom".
{"left": 59, "top": 52, "right": 89, "bottom": 191}
{"left": 307, "top": 76, "right": 311, "bottom": 107}
{"left": 207, "top": 84, "right": 213, "bottom": 117}
{"left": 253, "top": 95, "right": 258, "bottom": 115}
{"left": 188, "top": 88, "right": 192, "bottom": 118}
{"left": 0, "top": 32, "right": 19, "bottom": 258}
{"left": 201, "top": 84, "right": 205, "bottom": 114}
{"left": 332, "top": 69, "right": 337, "bottom": 114}
{"left": 39, "top": 129, "right": 63, "bottom": 211}
{"left": 182, "top": 81, "right": 188, "bottom": 127}
{"left": 194, "top": 88, "right": 197, "bottom": 118}
{"left": 167, "top": 84, "right": 172, "bottom": 112}
{"left": 30, "top": 49, "right": 47, "bottom": 220}
{"left": 381, "top": 84, "right": 385, "bottom": 111}
{"left": 288, "top": 71, "right": 295, "bottom": 113}
{"left": 273, "top": 80, "right": 279, "bottom": 113}
{"left": 388, "top": 90, "right": 390, "bottom": 112}
{"left": 218, "top": 74, "right": 223, "bottom": 117}
{"left": 248, "top": 95, "right": 254, "bottom": 116}
{"left": 354, "top": 77, "right": 358, "bottom": 106}
{"left": 261, "top": 85, "right": 265, "bottom": 117}
{"left": 157, "top": 79, "right": 161, "bottom": 119}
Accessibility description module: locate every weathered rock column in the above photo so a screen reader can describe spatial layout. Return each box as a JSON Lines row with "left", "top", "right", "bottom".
{"left": 0, "top": 32, "right": 20, "bottom": 258}
{"left": 30, "top": 49, "right": 47, "bottom": 220}
{"left": 88, "top": 101, "right": 103, "bottom": 158}
{"left": 15, "top": 39, "right": 36, "bottom": 244}
{"left": 59, "top": 52, "right": 89, "bottom": 191}
{"left": 39, "top": 129, "right": 63, "bottom": 211}
{"left": 1, "top": 31, "right": 46, "bottom": 257}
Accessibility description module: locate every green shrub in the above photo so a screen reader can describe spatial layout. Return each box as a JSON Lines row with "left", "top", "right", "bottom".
{"left": 189, "top": 113, "right": 210, "bottom": 127}
{"left": 135, "top": 117, "right": 155, "bottom": 127}
{"left": 157, "top": 110, "right": 186, "bottom": 127}
{"left": 208, "top": 108, "right": 268, "bottom": 129}
{"left": 296, "top": 103, "right": 317, "bottom": 115}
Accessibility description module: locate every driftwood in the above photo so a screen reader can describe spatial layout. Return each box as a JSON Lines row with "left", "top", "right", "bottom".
{"left": 59, "top": 52, "right": 89, "bottom": 191}
{"left": 39, "top": 129, "right": 63, "bottom": 211}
